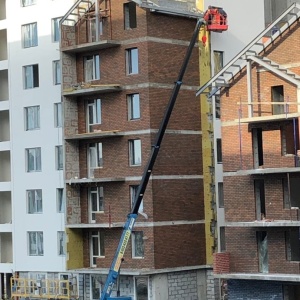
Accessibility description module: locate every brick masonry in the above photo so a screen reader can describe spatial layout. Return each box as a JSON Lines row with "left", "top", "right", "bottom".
{"left": 62, "top": 0, "right": 206, "bottom": 276}
{"left": 220, "top": 17, "right": 300, "bottom": 275}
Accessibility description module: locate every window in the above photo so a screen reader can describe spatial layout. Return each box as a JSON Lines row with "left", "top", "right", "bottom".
{"left": 87, "top": 99, "right": 101, "bottom": 132}
{"left": 130, "top": 185, "right": 143, "bottom": 212}
{"left": 281, "top": 122, "right": 299, "bottom": 156}
{"left": 26, "top": 147, "right": 41, "bottom": 172}
{"left": 213, "top": 51, "right": 224, "bottom": 75}
{"left": 24, "top": 64, "right": 39, "bottom": 89}
{"left": 216, "top": 139, "right": 222, "bottom": 163}
{"left": 21, "top": 0, "right": 36, "bottom": 6}
{"left": 132, "top": 231, "right": 144, "bottom": 258}
{"left": 218, "top": 182, "right": 224, "bottom": 208}
{"left": 53, "top": 60, "right": 61, "bottom": 85}
{"left": 134, "top": 277, "right": 148, "bottom": 300}
{"left": 54, "top": 103, "right": 62, "bottom": 128}
{"left": 90, "top": 231, "right": 105, "bottom": 267}
{"left": 252, "top": 128, "right": 264, "bottom": 168}
{"left": 257, "top": 231, "right": 268, "bottom": 273}
{"left": 271, "top": 85, "right": 284, "bottom": 115}
{"left": 22, "top": 22, "right": 38, "bottom": 48}
{"left": 88, "top": 143, "right": 103, "bottom": 177}
{"left": 127, "top": 94, "right": 140, "bottom": 120}
{"left": 126, "top": 48, "right": 139, "bottom": 75}
{"left": 84, "top": 55, "right": 100, "bottom": 81}
{"left": 124, "top": 2, "right": 137, "bottom": 29}
{"left": 220, "top": 227, "right": 226, "bottom": 252}
{"left": 283, "top": 177, "right": 300, "bottom": 209}
{"left": 56, "top": 145, "right": 63, "bottom": 170}
{"left": 91, "top": 275, "right": 102, "bottom": 300}
{"left": 286, "top": 228, "right": 300, "bottom": 261}
{"left": 129, "top": 139, "right": 141, "bottom": 166}
{"left": 254, "top": 179, "right": 266, "bottom": 220}
{"left": 25, "top": 106, "right": 40, "bottom": 130}
{"left": 215, "top": 95, "right": 220, "bottom": 119}
{"left": 27, "top": 189, "right": 42, "bottom": 214}
{"left": 52, "top": 18, "right": 61, "bottom": 42}
{"left": 57, "top": 188, "right": 64, "bottom": 213}
{"left": 89, "top": 187, "right": 104, "bottom": 223}
{"left": 58, "top": 231, "right": 66, "bottom": 256}
{"left": 28, "top": 231, "right": 44, "bottom": 256}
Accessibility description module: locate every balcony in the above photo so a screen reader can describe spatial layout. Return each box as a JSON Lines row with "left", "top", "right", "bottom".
{"left": 0, "top": 110, "right": 10, "bottom": 143}
{"left": 67, "top": 176, "right": 125, "bottom": 185}
{"left": 60, "top": 0, "right": 117, "bottom": 52}
{"left": 0, "top": 150, "right": 10, "bottom": 182}
{"left": 0, "top": 191, "right": 11, "bottom": 228}
{"left": 0, "top": 0, "right": 6, "bottom": 21}
{"left": 65, "top": 129, "right": 125, "bottom": 141}
{"left": 0, "top": 232, "right": 12, "bottom": 264}
{"left": 0, "top": 69, "right": 8, "bottom": 101}
{"left": 63, "top": 83, "right": 121, "bottom": 97}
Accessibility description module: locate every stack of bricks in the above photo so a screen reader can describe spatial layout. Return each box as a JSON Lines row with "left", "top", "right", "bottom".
{"left": 213, "top": 252, "right": 230, "bottom": 274}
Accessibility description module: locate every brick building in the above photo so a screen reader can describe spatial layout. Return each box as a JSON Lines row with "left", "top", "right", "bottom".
{"left": 197, "top": 3, "right": 300, "bottom": 300}
{"left": 60, "top": 1, "right": 213, "bottom": 299}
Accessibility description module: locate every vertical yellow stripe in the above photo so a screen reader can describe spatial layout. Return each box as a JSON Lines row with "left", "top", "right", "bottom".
{"left": 197, "top": 0, "right": 215, "bottom": 265}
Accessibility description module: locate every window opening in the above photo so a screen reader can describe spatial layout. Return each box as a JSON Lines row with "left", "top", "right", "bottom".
{"left": 124, "top": 2, "right": 137, "bottom": 29}
{"left": 24, "top": 64, "right": 39, "bottom": 89}
{"left": 126, "top": 48, "right": 139, "bottom": 75}
{"left": 252, "top": 128, "right": 264, "bottom": 168}
{"left": 271, "top": 85, "right": 284, "bottom": 115}
{"left": 257, "top": 231, "right": 268, "bottom": 273}
{"left": 254, "top": 179, "right": 266, "bottom": 220}
{"left": 132, "top": 231, "right": 144, "bottom": 258}
{"left": 89, "top": 187, "right": 104, "bottom": 223}
{"left": 216, "top": 139, "right": 222, "bottom": 163}
{"left": 129, "top": 139, "right": 142, "bottom": 166}
{"left": 286, "top": 228, "right": 300, "bottom": 261}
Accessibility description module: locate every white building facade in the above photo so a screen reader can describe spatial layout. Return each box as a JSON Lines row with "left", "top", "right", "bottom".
{"left": 0, "top": 0, "right": 74, "bottom": 298}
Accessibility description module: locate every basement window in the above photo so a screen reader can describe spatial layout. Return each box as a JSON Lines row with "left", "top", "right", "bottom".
{"left": 271, "top": 85, "right": 284, "bottom": 115}
{"left": 285, "top": 228, "right": 300, "bottom": 261}
{"left": 124, "top": 2, "right": 137, "bottom": 29}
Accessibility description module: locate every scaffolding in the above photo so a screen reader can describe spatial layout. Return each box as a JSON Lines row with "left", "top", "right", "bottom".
{"left": 10, "top": 277, "right": 78, "bottom": 299}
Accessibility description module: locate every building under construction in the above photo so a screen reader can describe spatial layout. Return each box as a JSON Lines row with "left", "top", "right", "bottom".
{"left": 198, "top": 3, "right": 300, "bottom": 299}
{"left": 60, "top": 0, "right": 214, "bottom": 299}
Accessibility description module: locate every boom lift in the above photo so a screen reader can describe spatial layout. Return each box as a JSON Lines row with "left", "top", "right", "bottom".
{"left": 100, "top": 9, "right": 228, "bottom": 300}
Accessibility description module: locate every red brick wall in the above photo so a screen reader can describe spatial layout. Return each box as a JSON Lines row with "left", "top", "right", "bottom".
{"left": 221, "top": 19, "right": 300, "bottom": 275}
{"left": 153, "top": 224, "right": 206, "bottom": 269}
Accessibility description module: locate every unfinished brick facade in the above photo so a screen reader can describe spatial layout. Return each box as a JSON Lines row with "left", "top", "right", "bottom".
{"left": 61, "top": 1, "right": 205, "bottom": 295}
{"left": 213, "top": 11, "right": 300, "bottom": 299}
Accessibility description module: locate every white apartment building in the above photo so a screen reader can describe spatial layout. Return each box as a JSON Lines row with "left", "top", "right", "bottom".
{"left": 0, "top": 0, "right": 74, "bottom": 298}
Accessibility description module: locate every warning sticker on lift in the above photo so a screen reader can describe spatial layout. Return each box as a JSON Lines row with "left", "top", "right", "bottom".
{"left": 113, "top": 230, "right": 131, "bottom": 272}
